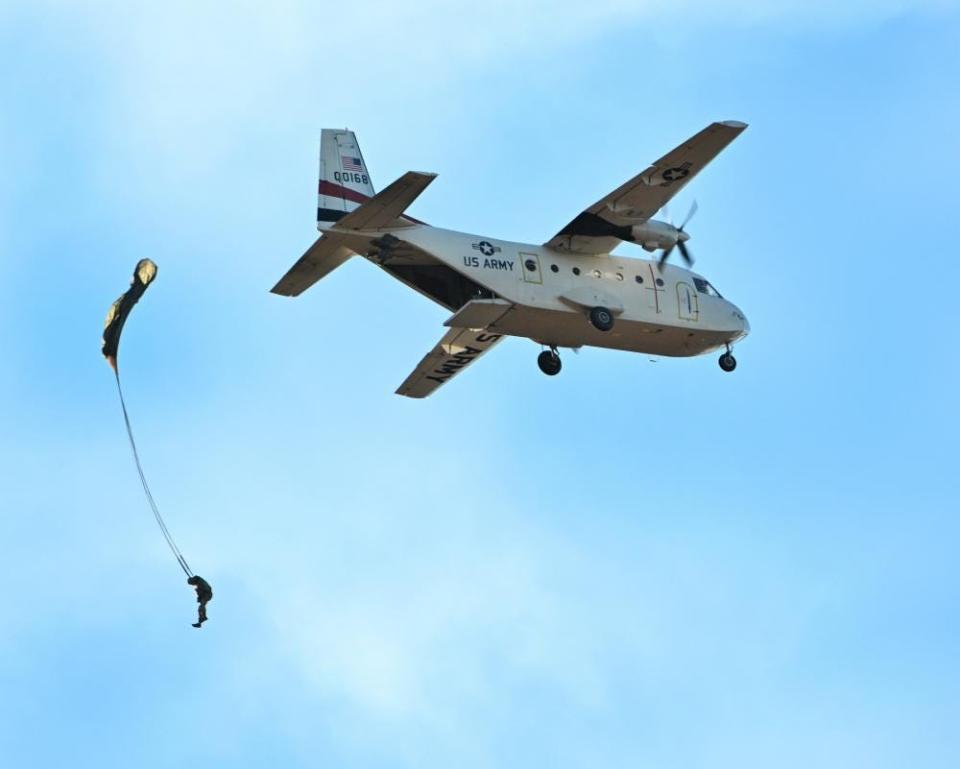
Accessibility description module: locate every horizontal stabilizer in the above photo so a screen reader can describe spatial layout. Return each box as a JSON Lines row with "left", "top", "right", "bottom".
{"left": 396, "top": 325, "right": 504, "bottom": 398}
{"left": 336, "top": 171, "right": 436, "bottom": 231}
{"left": 271, "top": 234, "right": 353, "bottom": 297}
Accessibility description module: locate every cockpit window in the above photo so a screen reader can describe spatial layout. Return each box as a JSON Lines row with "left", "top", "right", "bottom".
{"left": 693, "top": 277, "right": 722, "bottom": 298}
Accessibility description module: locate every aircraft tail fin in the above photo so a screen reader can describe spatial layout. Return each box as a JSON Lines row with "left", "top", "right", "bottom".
{"left": 317, "top": 129, "right": 375, "bottom": 230}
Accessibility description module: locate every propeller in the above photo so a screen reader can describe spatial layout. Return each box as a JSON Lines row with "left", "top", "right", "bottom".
{"left": 658, "top": 200, "right": 698, "bottom": 271}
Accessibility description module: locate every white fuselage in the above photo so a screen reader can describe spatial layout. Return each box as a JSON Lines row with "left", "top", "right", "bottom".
{"left": 359, "top": 224, "right": 750, "bottom": 358}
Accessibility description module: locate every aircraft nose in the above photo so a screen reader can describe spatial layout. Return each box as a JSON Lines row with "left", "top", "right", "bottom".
{"left": 730, "top": 305, "right": 750, "bottom": 337}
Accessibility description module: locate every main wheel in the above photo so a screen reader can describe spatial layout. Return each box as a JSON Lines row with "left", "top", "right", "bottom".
{"left": 589, "top": 306, "right": 614, "bottom": 332}
{"left": 718, "top": 352, "right": 737, "bottom": 372}
{"left": 537, "top": 350, "right": 562, "bottom": 376}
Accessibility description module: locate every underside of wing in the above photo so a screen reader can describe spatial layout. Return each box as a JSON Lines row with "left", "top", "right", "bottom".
{"left": 546, "top": 120, "right": 747, "bottom": 255}
{"left": 396, "top": 326, "right": 504, "bottom": 398}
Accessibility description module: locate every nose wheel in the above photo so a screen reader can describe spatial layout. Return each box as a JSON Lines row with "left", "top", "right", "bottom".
{"left": 718, "top": 346, "right": 737, "bottom": 372}
{"left": 538, "top": 348, "right": 562, "bottom": 376}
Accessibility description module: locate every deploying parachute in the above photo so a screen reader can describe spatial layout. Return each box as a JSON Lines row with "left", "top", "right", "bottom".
{"left": 102, "top": 259, "right": 157, "bottom": 371}
{"left": 103, "top": 260, "right": 196, "bottom": 580}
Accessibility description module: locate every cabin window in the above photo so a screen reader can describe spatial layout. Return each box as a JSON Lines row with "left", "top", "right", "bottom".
{"left": 524, "top": 258, "right": 538, "bottom": 272}
{"left": 593, "top": 269, "right": 602, "bottom": 278}
{"left": 615, "top": 273, "right": 624, "bottom": 281}
{"left": 693, "top": 277, "right": 722, "bottom": 297}
{"left": 550, "top": 264, "right": 559, "bottom": 273}
{"left": 655, "top": 277, "right": 665, "bottom": 287}
{"left": 572, "top": 267, "right": 581, "bottom": 276}
{"left": 635, "top": 275, "right": 644, "bottom": 284}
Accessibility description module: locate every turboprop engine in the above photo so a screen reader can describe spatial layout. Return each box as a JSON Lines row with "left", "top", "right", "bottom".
{"left": 627, "top": 219, "right": 687, "bottom": 252}
{"left": 634, "top": 199, "right": 700, "bottom": 267}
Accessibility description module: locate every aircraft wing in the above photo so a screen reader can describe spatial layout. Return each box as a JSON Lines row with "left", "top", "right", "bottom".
{"left": 396, "top": 326, "right": 504, "bottom": 398}
{"left": 271, "top": 233, "right": 354, "bottom": 297}
{"left": 545, "top": 120, "right": 747, "bottom": 255}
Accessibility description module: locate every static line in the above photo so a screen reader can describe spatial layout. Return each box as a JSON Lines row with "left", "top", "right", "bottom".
{"left": 114, "top": 370, "right": 193, "bottom": 578}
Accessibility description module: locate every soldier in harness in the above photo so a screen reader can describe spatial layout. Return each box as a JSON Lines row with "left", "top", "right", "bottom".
{"left": 187, "top": 575, "right": 213, "bottom": 628}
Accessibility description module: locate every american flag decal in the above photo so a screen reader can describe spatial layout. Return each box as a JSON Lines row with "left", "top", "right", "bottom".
{"left": 341, "top": 156, "right": 363, "bottom": 172}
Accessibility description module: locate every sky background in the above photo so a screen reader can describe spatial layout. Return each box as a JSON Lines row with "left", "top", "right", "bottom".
{"left": 2, "top": 2, "right": 959, "bottom": 767}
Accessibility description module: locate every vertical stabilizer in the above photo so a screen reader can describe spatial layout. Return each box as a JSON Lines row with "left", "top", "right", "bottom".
{"left": 317, "top": 129, "right": 375, "bottom": 230}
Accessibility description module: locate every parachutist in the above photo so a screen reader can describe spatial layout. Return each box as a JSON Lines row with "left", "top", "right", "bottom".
{"left": 187, "top": 575, "right": 213, "bottom": 628}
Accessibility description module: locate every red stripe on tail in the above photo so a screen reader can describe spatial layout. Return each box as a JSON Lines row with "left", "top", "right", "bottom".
{"left": 318, "top": 180, "right": 371, "bottom": 205}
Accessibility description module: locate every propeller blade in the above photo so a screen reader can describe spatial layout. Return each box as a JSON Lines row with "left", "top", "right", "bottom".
{"left": 660, "top": 199, "right": 698, "bottom": 270}
{"left": 658, "top": 244, "right": 675, "bottom": 271}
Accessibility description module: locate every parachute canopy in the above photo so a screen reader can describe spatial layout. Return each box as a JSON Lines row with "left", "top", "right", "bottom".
{"left": 102, "top": 258, "right": 157, "bottom": 371}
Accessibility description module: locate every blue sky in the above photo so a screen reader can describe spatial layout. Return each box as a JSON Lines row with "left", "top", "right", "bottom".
{"left": 2, "top": 2, "right": 959, "bottom": 767}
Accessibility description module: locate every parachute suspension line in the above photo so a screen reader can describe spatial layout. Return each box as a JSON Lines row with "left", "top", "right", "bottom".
{"left": 113, "top": 370, "right": 193, "bottom": 578}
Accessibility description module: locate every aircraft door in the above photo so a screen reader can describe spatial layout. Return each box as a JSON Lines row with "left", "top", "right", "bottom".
{"left": 519, "top": 252, "right": 542, "bottom": 284}
{"left": 677, "top": 282, "right": 699, "bottom": 321}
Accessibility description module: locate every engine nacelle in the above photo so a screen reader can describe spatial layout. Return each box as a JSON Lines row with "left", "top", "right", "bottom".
{"left": 628, "top": 219, "right": 680, "bottom": 250}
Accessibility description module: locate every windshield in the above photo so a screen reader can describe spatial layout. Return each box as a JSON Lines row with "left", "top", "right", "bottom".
{"left": 693, "top": 277, "right": 722, "bottom": 298}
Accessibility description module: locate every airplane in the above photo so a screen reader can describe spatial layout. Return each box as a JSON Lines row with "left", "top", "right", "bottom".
{"left": 271, "top": 122, "right": 750, "bottom": 398}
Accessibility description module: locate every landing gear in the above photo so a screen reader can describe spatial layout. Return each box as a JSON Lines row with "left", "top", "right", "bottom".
{"left": 718, "top": 346, "right": 737, "bottom": 372}
{"left": 589, "top": 306, "right": 614, "bottom": 332}
{"left": 537, "top": 348, "right": 562, "bottom": 376}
